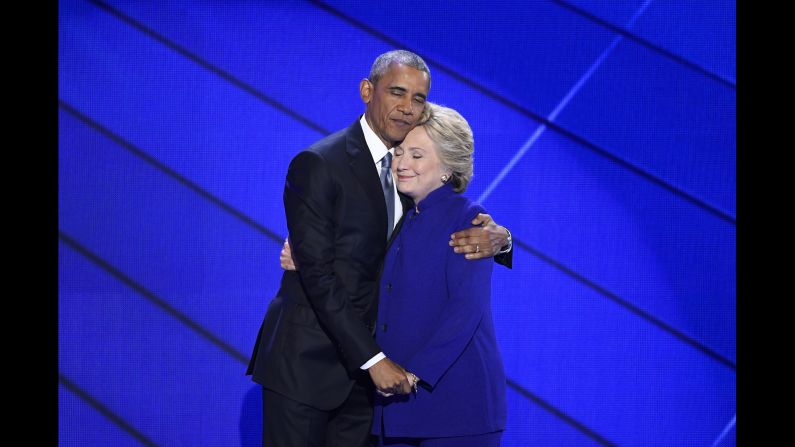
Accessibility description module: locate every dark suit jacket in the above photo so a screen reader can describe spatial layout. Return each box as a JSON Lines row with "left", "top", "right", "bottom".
{"left": 246, "top": 119, "right": 412, "bottom": 410}
{"left": 247, "top": 118, "right": 513, "bottom": 411}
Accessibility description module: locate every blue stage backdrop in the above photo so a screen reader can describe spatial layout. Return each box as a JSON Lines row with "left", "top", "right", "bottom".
{"left": 59, "top": 1, "right": 735, "bottom": 446}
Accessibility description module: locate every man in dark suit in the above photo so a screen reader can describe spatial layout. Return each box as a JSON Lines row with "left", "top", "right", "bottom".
{"left": 246, "top": 50, "right": 512, "bottom": 447}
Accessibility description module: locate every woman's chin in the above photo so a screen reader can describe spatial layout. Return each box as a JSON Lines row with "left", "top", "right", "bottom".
{"left": 397, "top": 188, "right": 415, "bottom": 199}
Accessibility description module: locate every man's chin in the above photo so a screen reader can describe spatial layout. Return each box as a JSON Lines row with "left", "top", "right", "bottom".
{"left": 388, "top": 131, "right": 411, "bottom": 145}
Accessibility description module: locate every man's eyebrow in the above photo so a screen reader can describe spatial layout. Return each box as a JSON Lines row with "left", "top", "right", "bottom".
{"left": 388, "top": 85, "right": 426, "bottom": 100}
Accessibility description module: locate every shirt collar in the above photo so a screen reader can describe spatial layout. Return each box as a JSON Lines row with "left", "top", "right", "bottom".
{"left": 359, "top": 114, "right": 392, "bottom": 165}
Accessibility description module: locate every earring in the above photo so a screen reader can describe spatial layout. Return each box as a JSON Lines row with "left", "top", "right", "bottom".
{"left": 441, "top": 174, "right": 449, "bottom": 183}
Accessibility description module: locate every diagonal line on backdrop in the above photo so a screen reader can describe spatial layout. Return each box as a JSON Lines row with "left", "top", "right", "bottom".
{"left": 551, "top": 0, "right": 735, "bottom": 88}
{"left": 711, "top": 414, "right": 736, "bottom": 447}
{"left": 88, "top": 0, "right": 331, "bottom": 137}
{"left": 59, "top": 231, "right": 251, "bottom": 365}
{"left": 59, "top": 100, "right": 284, "bottom": 245}
{"left": 59, "top": 373, "right": 162, "bottom": 447}
{"left": 478, "top": 0, "right": 652, "bottom": 204}
{"left": 513, "top": 238, "right": 735, "bottom": 370}
{"left": 309, "top": 0, "right": 735, "bottom": 224}
{"left": 507, "top": 378, "right": 618, "bottom": 447}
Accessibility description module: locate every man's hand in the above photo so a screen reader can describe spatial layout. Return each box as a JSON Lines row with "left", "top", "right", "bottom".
{"left": 368, "top": 357, "right": 412, "bottom": 396}
{"left": 449, "top": 213, "right": 509, "bottom": 260}
{"left": 280, "top": 238, "right": 298, "bottom": 271}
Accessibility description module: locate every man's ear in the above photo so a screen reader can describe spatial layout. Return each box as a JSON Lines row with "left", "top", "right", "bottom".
{"left": 360, "top": 78, "right": 372, "bottom": 104}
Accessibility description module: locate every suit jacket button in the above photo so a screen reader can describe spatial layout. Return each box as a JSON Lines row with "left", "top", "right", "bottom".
{"left": 380, "top": 324, "right": 388, "bottom": 332}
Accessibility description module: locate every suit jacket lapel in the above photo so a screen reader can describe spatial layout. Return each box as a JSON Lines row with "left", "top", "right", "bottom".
{"left": 346, "top": 120, "right": 389, "bottom": 241}
{"left": 386, "top": 192, "right": 414, "bottom": 251}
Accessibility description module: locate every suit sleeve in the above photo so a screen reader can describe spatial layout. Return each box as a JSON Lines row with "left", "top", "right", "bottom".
{"left": 494, "top": 247, "right": 512, "bottom": 269}
{"left": 404, "top": 206, "right": 494, "bottom": 388}
{"left": 284, "top": 151, "right": 381, "bottom": 372}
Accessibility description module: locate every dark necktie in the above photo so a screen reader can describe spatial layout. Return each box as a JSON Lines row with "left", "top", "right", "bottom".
{"left": 380, "top": 152, "right": 395, "bottom": 241}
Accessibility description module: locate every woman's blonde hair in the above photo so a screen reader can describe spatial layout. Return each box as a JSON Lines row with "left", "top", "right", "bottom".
{"left": 416, "top": 102, "right": 474, "bottom": 193}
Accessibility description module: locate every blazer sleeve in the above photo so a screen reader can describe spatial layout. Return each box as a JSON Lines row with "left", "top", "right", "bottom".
{"left": 283, "top": 150, "right": 381, "bottom": 372}
{"left": 404, "top": 206, "right": 494, "bottom": 388}
{"left": 494, "top": 248, "right": 512, "bottom": 269}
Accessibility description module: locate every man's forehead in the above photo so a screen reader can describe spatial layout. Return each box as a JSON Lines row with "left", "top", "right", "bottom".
{"left": 382, "top": 62, "right": 428, "bottom": 79}
{"left": 381, "top": 64, "right": 429, "bottom": 88}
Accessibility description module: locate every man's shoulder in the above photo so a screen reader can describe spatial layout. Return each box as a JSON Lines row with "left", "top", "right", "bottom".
{"left": 305, "top": 121, "right": 361, "bottom": 157}
{"left": 307, "top": 127, "right": 347, "bottom": 153}
{"left": 287, "top": 120, "right": 361, "bottom": 174}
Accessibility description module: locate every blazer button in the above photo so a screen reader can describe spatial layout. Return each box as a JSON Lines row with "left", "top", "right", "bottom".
{"left": 380, "top": 323, "right": 388, "bottom": 332}
{"left": 387, "top": 283, "right": 392, "bottom": 292}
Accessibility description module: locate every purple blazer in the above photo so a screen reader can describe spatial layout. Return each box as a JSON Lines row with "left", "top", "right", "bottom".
{"left": 372, "top": 183, "right": 507, "bottom": 438}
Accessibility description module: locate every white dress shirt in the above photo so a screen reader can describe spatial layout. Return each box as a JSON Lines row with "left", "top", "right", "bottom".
{"left": 358, "top": 114, "right": 402, "bottom": 370}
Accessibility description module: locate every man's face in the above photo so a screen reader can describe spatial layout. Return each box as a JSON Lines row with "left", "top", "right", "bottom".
{"left": 360, "top": 63, "right": 430, "bottom": 148}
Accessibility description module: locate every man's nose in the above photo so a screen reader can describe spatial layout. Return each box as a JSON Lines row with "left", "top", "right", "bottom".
{"left": 397, "top": 96, "right": 415, "bottom": 114}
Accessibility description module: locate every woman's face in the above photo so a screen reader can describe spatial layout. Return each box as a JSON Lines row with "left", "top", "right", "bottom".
{"left": 392, "top": 125, "right": 448, "bottom": 204}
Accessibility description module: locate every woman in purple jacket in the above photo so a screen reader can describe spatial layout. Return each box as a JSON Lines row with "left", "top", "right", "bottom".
{"left": 372, "top": 103, "right": 507, "bottom": 447}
